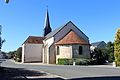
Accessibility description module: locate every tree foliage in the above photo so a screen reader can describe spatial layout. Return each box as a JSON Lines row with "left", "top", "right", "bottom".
{"left": 114, "top": 28, "right": 120, "bottom": 66}
{"left": 91, "top": 48, "right": 107, "bottom": 64}
{"left": 106, "top": 41, "right": 114, "bottom": 62}
{"left": 8, "top": 47, "right": 22, "bottom": 62}
{"left": 91, "top": 41, "right": 114, "bottom": 64}
{"left": 15, "top": 47, "right": 22, "bottom": 62}
{"left": 9, "top": 51, "right": 16, "bottom": 59}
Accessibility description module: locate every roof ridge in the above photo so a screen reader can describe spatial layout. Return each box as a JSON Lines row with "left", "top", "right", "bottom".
{"left": 45, "top": 21, "right": 71, "bottom": 39}
{"left": 29, "top": 36, "right": 44, "bottom": 38}
{"left": 91, "top": 41, "right": 104, "bottom": 44}
{"left": 45, "top": 21, "right": 89, "bottom": 40}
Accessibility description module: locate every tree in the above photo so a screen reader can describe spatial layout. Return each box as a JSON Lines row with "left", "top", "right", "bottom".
{"left": 15, "top": 47, "right": 22, "bottom": 62}
{"left": 8, "top": 47, "right": 22, "bottom": 62}
{"left": 8, "top": 51, "right": 16, "bottom": 59}
{"left": 90, "top": 41, "right": 114, "bottom": 64}
{"left": 91, "top": 48, "right": 107, "bottom": 64}
{"left": 106, "top": 41, "right": 114, "bottom": 62}
{"left": 114, "top": 28, "right": 120, "bottom": 66}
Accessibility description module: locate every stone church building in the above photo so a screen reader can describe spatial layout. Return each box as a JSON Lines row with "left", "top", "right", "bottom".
{"left": 22, "top": 10, "right": 90, "bottom": 64}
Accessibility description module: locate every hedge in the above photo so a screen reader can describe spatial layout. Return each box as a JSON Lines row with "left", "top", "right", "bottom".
{"left": 58, "top": 58, "right": 72, "bottom": 65}
{"left": 58, "top": 58, "right": 95, "bottom": 65}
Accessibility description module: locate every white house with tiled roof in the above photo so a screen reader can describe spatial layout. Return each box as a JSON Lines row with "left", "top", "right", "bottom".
{"left": 22, "top": 36, "right": 44, "bottom": 63}
{"left": 22, "top": 10, "right": 90, "bottom": 64}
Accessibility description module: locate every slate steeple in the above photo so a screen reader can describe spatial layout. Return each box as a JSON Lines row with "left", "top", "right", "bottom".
{"left": 44, "top": 9, "right": 52, "bottom": 36}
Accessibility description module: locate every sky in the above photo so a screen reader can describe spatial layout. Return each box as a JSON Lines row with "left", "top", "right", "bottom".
{"left": 0, "top": 0, "right": 120, "bottom": 52}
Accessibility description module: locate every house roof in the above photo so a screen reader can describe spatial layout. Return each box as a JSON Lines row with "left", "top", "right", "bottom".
{"left": 23, "top": 36, "right": 45, "bottom": 44}
{"left": 55, "top": 30, "right": 88, "bottom": 45}
{"left": 45, "top": 23, "right": 65, "bottom": 39}
{"left": 45, "top": 21, "right": 89, "bottom": 40}
{"left": 91, "top": 41, "right": 105, "bottom": 47}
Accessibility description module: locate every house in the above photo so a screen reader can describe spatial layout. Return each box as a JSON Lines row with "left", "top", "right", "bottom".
{"left": 22, "top": 36, "right": 44, "bottom": 63}
{"left": 90, "top": 41, "right": 106, "bottom": 51}
{"left": 22, "top": 9, "right": 90, "bottom": 64}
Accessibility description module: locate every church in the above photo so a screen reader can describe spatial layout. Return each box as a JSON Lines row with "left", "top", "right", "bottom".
{"left": 21, "top": 10, "right": 90, "bottom": 64}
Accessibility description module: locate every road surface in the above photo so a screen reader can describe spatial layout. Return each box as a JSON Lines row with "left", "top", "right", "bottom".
{"left": 1, "top": 59, "right": 120, "bottom": 79}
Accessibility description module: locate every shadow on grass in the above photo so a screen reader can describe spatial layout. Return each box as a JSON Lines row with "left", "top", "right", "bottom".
{"left": 0, "top": 67, "right": 63, "bottom": 80}
{"left": 71, "top": 76, "right": 120, "bottom": 80}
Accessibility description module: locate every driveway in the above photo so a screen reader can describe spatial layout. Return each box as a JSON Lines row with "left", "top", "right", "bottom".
{"left": 1, "top": 59, "right": 120, "bottom": 80}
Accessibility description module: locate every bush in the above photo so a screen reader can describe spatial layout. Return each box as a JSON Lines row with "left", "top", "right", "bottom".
{"left": 58, "top": 58, "right": 92, "bottom": 65}
{"left": 58, "top": 58, "right": 73, "bottom": 65}
{"left": 89, "top": 59, "right": 98, "bottom": 65}
{"left": 73, "top": 58, "right": 89, "bottom": 65}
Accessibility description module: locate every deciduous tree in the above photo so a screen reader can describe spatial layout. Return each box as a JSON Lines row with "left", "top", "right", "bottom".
{"left": 114, "top": 28, "right": 120, "bottom": 66}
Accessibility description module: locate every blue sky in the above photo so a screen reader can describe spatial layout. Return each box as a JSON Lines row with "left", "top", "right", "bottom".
{"left": 0, "top": 0, "right": 120, "bottom": 52}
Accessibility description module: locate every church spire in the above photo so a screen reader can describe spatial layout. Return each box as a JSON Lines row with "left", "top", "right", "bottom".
{"left": 44, "top": 8, "right": 52, "bottom": 36}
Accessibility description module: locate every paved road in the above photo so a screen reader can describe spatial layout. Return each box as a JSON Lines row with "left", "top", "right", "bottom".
{"left": 1, "top": 59, "right": 120, "bottom": 79}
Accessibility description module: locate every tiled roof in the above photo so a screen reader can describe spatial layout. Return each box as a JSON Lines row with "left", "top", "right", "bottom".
{"left": 91, "top": 41, "right": 105, "bottom": 46}
{"left": 55, "top": 30, "right": 88, "bottom": 45}
{"left": 45, "top": 22, "right": 66, "bottom": 39}
{"left": 45, "top": 21, "right": 89, "bottom": 40}
{"left": 23, "top": 36, "right": 45, "bottom": 44}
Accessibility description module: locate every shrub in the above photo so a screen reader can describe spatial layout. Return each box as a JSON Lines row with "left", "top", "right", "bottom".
{"left": 58, "top": 58, "right": 92, "bottom": 65}
{"left": 89, "top": 59, "right": 97, "bottom": 65}
{"left": 74, "top": 58, "right": 91, "bottom": 65}
{"left": 58, "top": 58, "right": 72, "bottom": 65}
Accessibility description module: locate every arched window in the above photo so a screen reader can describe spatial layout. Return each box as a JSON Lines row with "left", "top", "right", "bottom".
{"left": 57, "top": 46, "right": 59, "bottom": 55}
{"left": 79, "top": 46, "right": 82, "bottom": 55}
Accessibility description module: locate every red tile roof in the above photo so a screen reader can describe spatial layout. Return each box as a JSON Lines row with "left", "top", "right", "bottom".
{"left": 23, "top": 36, "right": 45, "bottom": 44}
{"left": 55, "top": 30, "right": 88, "bottom": 45}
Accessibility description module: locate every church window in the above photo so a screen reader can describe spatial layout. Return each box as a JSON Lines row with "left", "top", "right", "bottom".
{"left": 79, "top": 46, "right": 82, "bottom": 55}
{"left": 57, "top": 46, "right": 60, "bottom": 55}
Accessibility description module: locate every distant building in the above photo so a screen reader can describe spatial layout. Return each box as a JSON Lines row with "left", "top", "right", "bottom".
{"left": 22, "top": 10, "right": 91, "bottom": 64}
{"left": 0, "top": 52, "right": 8, "bottom": 59}
{"left": 90, "top": 41, "right": 106, "bottom": 51}
{"left": 0, "top": 52, "right": 4, "bottom": 59}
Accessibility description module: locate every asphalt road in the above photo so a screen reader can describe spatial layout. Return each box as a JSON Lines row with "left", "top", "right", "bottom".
{"left": 1, "top": 59, "right": 120, "bottom": 80}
